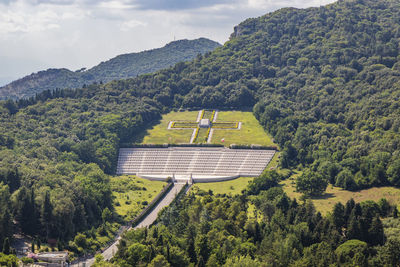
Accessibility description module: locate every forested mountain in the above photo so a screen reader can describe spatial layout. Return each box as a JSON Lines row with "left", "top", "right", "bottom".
{"left": 0, "top": 38, "right": 221, "bottom": 100}
{"left": 1, "top": 0, "right": 400, "bottom": 264}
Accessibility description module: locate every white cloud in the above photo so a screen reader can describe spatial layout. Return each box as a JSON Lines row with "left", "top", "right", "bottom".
{"left": 98, "top": 0, "right": 136, "bottom": 9}
{"left": 120, "top": 19, "right": 146, "bottom": 31}
{"left": 0, "top": 9, "right": 61, "bottom": 34}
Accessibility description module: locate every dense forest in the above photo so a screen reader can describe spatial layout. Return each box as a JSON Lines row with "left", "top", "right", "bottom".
{"left": 1, "top": 0, "right": 400, "bottom": 265}
{"left": 111, "top": 172, "right": 400, "bottom": 266}
{"left": 0, "top": 38, "right": 221, "bottom": 100}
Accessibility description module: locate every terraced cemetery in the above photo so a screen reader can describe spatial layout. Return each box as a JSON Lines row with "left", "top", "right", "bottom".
{"left": 118, "top": 110, "right": 277, "bottom": 182}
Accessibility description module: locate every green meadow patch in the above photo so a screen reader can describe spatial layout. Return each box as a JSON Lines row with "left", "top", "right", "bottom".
{"left": 142, "top": 110, "right": 198, "bottom": 144}
{"left": 281, "top": 173, "right": 400, "bottom": 215}
{"left": 192, "top": 177, "right": 255, "bottom": 196}
{"left": 111, "top": 175, "right": 165, "bottom": 220}
{"left": 141, "top": 110, "right": 274, "bottom": 146}
{"left": 210, "top": 111, "right": 274, "bottom": 146}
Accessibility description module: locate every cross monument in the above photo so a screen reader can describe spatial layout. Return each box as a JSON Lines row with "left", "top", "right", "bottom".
{"left": 167, "top": 110, "right": 241, "bottom": 143}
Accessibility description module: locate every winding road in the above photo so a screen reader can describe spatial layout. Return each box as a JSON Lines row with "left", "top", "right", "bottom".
{"left": 72, "top": 183, "right": 186, "bottom": 267}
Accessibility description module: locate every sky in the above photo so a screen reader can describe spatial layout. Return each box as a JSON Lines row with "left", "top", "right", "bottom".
{"left": 0, "top": 0, "right": 336, "bottom": 86}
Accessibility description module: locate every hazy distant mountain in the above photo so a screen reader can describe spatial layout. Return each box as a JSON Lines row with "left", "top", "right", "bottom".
{"left": 0, "top": 38, "right": 221, "bottom": 100}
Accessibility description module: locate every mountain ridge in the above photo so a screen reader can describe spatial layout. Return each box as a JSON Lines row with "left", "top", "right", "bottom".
{"left": 0, "top": 38, "right": 221, "bottom": 100}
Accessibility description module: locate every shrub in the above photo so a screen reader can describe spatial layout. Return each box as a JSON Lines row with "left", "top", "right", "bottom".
{"left": 296, "top": 170, "right": 328, "bottom": 196}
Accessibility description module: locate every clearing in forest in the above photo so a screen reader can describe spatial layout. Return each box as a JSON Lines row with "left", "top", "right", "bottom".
{"left": 281, "top": 176, "right": 400, "bottom": 215}
{"left": 111, "top": 175, "right": 165, "bottom": 220}
{"left": 142, "top": 110, "right": 274, "bottom": 146}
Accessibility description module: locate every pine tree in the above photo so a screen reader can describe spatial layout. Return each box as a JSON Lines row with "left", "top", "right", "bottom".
{"left": 196, "top": 255, "right": 205, "bottom": 267}
{"left": 346, "top": 211, "right": 361, "bottom": 240}
{"left": 3, "top": 237, "right": 10, "bottom": 254}
{"left": 254, "top": 221, "right": 262, "bottom": 243}
{"left": 344, "top": 198, "right": 355, "bottom": 223}
{"left": 36, "top": 239, "right": 41, "bottom": 250}
{"left": 368, "top": 216, "right": 384, "bottom": 246}
{"left": 166, "top": 243, "right": 170, "bottom": 262}
{"left": 157, "top": 234, "right": 163, "bottom": 246}
{"left": 16, "top": 187, "right": 30, "bottom": 233}
{"left": 6, "top": 168, "right": 20, "bottom": 193}
{"left": 333, "top": 202, "right": 345, "bottom": 231}
{"left": 41, "top": 191, "right": 52, "bottom": 239}
{"left": 29, "top": 188, "right": 38, "bottom": 235}
{"left": 393, "top": 207, "right": 398, "bottom": 218}
{"left": 0, "top": 184, "right": 12, "bottom": 251}
{"left": 195, "top": 235, "right": 209, "bottom": 265}
{"left": 57, "top": 240, "right": 63, "bottom": 251}
{"left": 187, "top": 239, "right": 196, "bottom": 263}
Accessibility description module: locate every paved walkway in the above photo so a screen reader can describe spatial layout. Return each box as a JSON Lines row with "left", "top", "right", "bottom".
{"left": 196, "top": 110, "right": 202, "bottom": 122}
{"left": 73, "top": 183, "right": 185, "bottom": 267}
{"left": 189, "top": 128, "right": 197, "bottom": 144}
{"left": 212, "top": 110, "right": 218, "bottom": 122}
{"left": 207, "top": 129, "right": 214, "bottom": 143}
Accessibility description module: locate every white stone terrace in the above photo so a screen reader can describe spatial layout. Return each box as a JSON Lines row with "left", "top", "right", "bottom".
{"left": 116, "top": 147, "right": 275, "bottom": 182}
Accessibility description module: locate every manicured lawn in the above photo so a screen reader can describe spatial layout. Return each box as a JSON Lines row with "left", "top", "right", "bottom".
{"left": 192, "top": 177, "right": 255, "bottom": 196}
{"left": 142, "top": 111, "right": 198, "bottom": 144}
{"left": 211, "top": 111, "right": 275, "bottom": 146}
{"left": 111, "top": 175, "right": 165, "bottom": 220}
{"left": 195, "top": 128, "right": 209, "bottom": 143}
{"left": 173, "top": 122, "right": 198, "bottom": 128}
{"left": 141, "top": 110, "right": 274, "bottom": 146}
{"left": 281, "top": 174, "right": 400, "bottom": 215}
{"left": 203, "top": 110, "right": 214, "bottom": 120}
{"left": 213, "top": 122, "right": 238, "bottom": 128}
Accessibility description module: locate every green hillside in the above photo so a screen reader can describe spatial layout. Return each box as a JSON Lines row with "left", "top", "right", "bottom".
{"left": 1, "top": 0, "right": 400, "bottom": 264}
{"left": 0, "top": 38, "right": 221, "bottom": 100}
{"left": 104, "top": 0, "right": 400, "bottom": 191}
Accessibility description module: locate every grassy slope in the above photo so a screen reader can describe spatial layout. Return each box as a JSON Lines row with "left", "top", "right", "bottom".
{"left": 211, "top": 111, "right": 274, "bottom": 146}
{"left": 193, "top": 177, "right": 255, "bottom": 196}
{"left": 142, "top": 111, "right": 198, "bottom": 144}
{"left": 142, "top": 110, "right": 274, "bottom": 146}
{"left": 281, "top": 174, "right": 400, "bottom": 215}
{"left": 266, "top": 151, "right": 280, "bottom": 169}
{"left": 111, "top": 175, "right": 165, "bottom": 220}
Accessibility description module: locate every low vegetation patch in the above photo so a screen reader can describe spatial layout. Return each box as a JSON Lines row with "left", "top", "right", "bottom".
{"left": 192, "top": 177, "right": 255, "bottom": 196}
{"left": 282, "top": 174, "right": 400, "bottom": 215}
{"left": 111, "top": 175, "right": 165, "bottom": 220}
